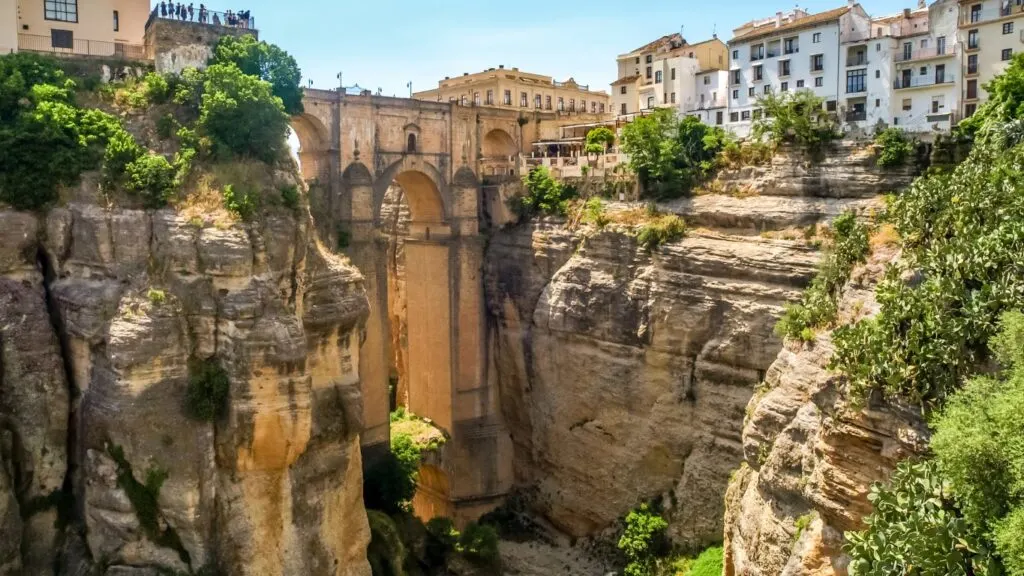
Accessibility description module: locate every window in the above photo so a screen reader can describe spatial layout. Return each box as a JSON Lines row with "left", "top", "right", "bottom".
{"left": 646, "top": 55, "right": 653, "bottom": 63}
{"left": 581, "top": 99, "right": 587, "bottom": 111}
{"left": 732, "top": 89, "right": 739, "bottom": 99}
{"left": 655, "top": 70, "right": 663, "bottom": 83}
{"left": 732, "top": 50, "right": 739, "bottom": 60}
{"left": 748, "top": 87, "right": 755, "bottom": 96}
{"left": 591, "top": 101, "right": 597, "bottom": 113}
{"left": 460, "top": 95, "right": 467, "bottom": 106}
{"left": 1003, "top": 49, "right": 1013, "bottom": 61}
{"left": 732, "top": 70, "right": 741, "bottom": 85}
{"left": 730, "top": 112, "right": 740, "bottom": 122}
{"left": 814, "top": 76, "right": 824, "bottom": 87}
{"left": 812, "top": 32, "right": 822, "bottom": 43}
{"left": 673, "top": 68, "right": 678, "bottom": 81}
{"left": 703, "top": 75, "right": 710, "bottom": 85}
{"left": 50, "top": 29, "right": 73, "bottom": 49}
{"left": 534, "top": 94, "right": 542, "bottom": 108}
{"left": 875, "top": 98, "right": 881, "bottom": 107}
{"left": 647, "top": 96, "right": 655, "bottom": 108}
{"left": 741, "top": 110, "right": 751, "bottom": 121}
{"left": 784, "top": 37, "right": 797, "bottom": 54}
{"left": 407, "top": 134, "right": 417, "bottom": 153}
{"left": 968, "top": 54, "right": 978, "bottom": 74}
{"left": 797, "top": 79, "right": 805, "bottom": 88}
{"left": 646, "top": 66, "right": 652, "bottom": 79}
{"left": 751, "top": 44, "right": 765, "bottom": 60}
{"left": 670, "top": 92, "right": 676, "bottom": 103}
{"left": 45, "top": 0, "right": 78, "bottom": 22}
{"left": 781, "top": 82, "right": 789, "bottom": 92}
{"left": 520, "top": 92, "right": 528, "bottom": 107}
{"left": 970, "top": 3, "right": 982, "bottom": 22}
{"left": 569, "top": 98, "right": 575, "bottom": 112}
{"left": 113, "top": 10, "right": 119, "bottom": 31}
{"left": 621, "top": 103, "right": 627, "bottom": 115}
{"left": 716, "top": 111, "right": 724, "bottom": 125}
{"left": 846, "top": 69, "right": 866, "bottom": 93}
{"left": 937, "top": 36, "right": 946, "bottom": 55}
{"left": 599, "top": 103, "right": 605, "bottom": 113}
{"left": 486, "top": 90, "right": 494, "bottom": 105}
{"left": 474, "top": 92, "right": 481, "bottom": 106}
{"left": 876, "top": 42, "right": 881, "bottom": 51}
{"left": 752, "top": 109, "right": 762, "bottom": 120}
{"left": 965, "top": 103, "right": 977, "bottom": 117}
{"left": 620, "top": 86, "right": 627, "bottom": 95}
{"left": 545, "top": 95, "right": 552, "bottom": 110}
{"left": 920, "top": 66, "right": 928, "bottom": 76}
{"left": 875, "top": 70, "right": 880, "bottom": 78}
{"left": 753, "top": 64, "right": 763, "bottom": 82}
{"left": 902, "top": 98, "right": 912, "bottom": 111}
{"left": 558, "top": 97, "right": 564, "bottom": 111}
{"left": 825, "top": 100, "right": 837, "bottom": 112}
{"left": 920, "top": 38, "right": 928, "bottom": 49}
{"left": 931, "top": 96, "right": 943, "bottom": 113}
{"left": 811, "top": 54, "right": 824, "bottom": 72}
{"left": 936, "top": 64, "right": 946, "bottom": 83}
{"left": 636, "top": 57, "right": 640, "bottom": 64}
{"left": 503, "top": 90, "right": 511, "bottom": 105}
{"left": 1004, "top": 22, "right": 1014, "bottom": 34}
{"left": 780, "top": 60, "right": 791, "bottom": 76}
{"left": 967, "top": 79, "right": 978, "bottom": 99}
{"left": 763, "top": 85, "right": 770, "bottom": 94}
{"left": 968, "top": 29, "right": 979, "bottom": 50}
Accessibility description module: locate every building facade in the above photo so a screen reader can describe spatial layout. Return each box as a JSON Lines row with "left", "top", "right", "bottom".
{"left": 413, "top": 66, "right": 610, "bottom": 116}
{"left": 726, "top": 3, "right": 872, "bottom": 137}
{"left": 959, "top": 0, "right": 1024, "bottom": 118}
{"left": 7, "top": 0, "right": 150, "bottom": 57}
{"left": 610, "top": 33, "right": 729, "bottom": 126}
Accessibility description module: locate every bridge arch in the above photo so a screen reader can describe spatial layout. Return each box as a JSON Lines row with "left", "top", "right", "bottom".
{"left": 290, "top": 113, "right": 332, "bottom": 181}
{"left": 372, "top": 156, "right": 449, "bottom": 227}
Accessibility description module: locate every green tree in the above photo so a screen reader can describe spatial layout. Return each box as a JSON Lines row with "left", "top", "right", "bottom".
{"left": 753, "top": 90, "right": 837, "bottom": 151}
{"left": 873, "top": 127, "right": 915, "bottom": 167}
{"left": 198, "top": 63, "right": 290, "bottom": 163}
{"left": 930, "top": 311, "right": 1024, "bottom": 575}
{"left": 212, "top": 34, "right": 304, "bottom": 114}
{"left": 585, "top": 126, "right": 615, "bottom": 155}
{"left": 958, "top": 52, "right": 1024, "bottom": 137}
{"left": 518, "top": 166, "right": 574, "bottom": 217}
{"left": 617, "top": 504, "right": 669, "bottom": 576}
{"left": 846, "top": 460, "right": 997, "bottom": 576}
{"left": 363, "top": 433, "right": 421, "bottom": 514}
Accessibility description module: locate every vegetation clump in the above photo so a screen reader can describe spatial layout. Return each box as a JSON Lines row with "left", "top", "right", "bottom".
{"left": 753, "top": 90, "right": 838, "bottom": 153}
{"left": 363, "top": 429, "right": 422, "bottom": 515}
{"left": 636, "top": 212, "right": 686, "bottom": 251}
{"left": 185, "top": 358, "right": 230, "bottom": 422}
{"left": 585, "top": 126, "right": 615, "bottom": 156}
{"left": 619, "top": 110, "right": 730, "bottom": 199}
{"left": 516, "top": 166, "right": 576, "bottom": 217}
{"left": 873, "top": 127, "right": 915, "bottom": 168}
{"left": 618, "top": 504, "right": 669, "bottom": 576}
{"left": 775, "top": 211, "right": 870, "bottom": 342}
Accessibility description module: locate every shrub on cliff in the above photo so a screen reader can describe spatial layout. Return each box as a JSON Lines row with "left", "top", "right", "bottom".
{"left": 458, "top": 522, "right": 500, "bottom": 568}
{"left": 212, "top": 34, "right": 303, "bottom": 115}
{"left": 618, "top": 504, "right": 669, "bottom": 576}
{"left": 873, "top": 127, "right": 915, "bottom": 168}
{"left": 185, "top": 359, "right": 230, "bottom": 422}
{"left": 517, "top": 166, "right": 576, "bottom": 217}
{"left": 753, "top": 90, "right": 837, "bottom": 153}
{"left": 363, "top": 433, "right": 421, "bottom": 514}
{"left": 198, "top": 63, "right": 290, "bottom": 163}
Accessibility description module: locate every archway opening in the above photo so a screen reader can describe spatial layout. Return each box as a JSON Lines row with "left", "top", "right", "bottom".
{"left": 289, "top": 113, "right": 330, "bottom": 182}
{"left": 481, "top": 128, "right": 518, "bottom": 176}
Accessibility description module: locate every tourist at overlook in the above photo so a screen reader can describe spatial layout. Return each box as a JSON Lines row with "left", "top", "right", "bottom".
{"left": 188, "top": 3, "right": 195, "bottom": 21}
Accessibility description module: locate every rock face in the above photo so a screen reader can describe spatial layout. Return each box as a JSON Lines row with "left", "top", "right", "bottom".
{"left": 482, "top": 142, "right": 919, "bottom": 549}
{"left": 0, "top": 198, "right": 372, "bottom": 575}
{"left": 485, "top": 222, "right": 819, "bottom": 546}
{"left": 721, "top": 254, "right": 929, "bottom": 576}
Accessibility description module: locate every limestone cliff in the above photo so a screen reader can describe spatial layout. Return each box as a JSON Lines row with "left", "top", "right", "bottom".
{"left": 483, "top": 142, "right": 918, "bottom": 552}
{"left": 0, "top": 190, "right": 372, "bottom": 575}
{"left": 721, "top": 249, "right": 929, "bottom": 576}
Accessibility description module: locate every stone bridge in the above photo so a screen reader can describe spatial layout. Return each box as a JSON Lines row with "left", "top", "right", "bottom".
{"left": 290, "top": 89, "right": 526, "bottom": 521}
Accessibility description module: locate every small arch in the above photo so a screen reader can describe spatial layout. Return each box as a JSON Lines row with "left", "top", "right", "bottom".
{"left": 291, "top": 113, "right": 331, "bottom": 181}
{"left": 482, "top": 128, "right": 517, "bottom": 159}
{"left": 342, "top": 161, "right": 373, "bottom": 186}
{"left": 407, "top": 133, "right": 417, "bottom": 153}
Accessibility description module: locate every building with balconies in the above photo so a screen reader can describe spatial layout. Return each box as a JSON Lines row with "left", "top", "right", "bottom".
{"left": 959, "top": 0, "right": 1024, "bottom": 118}
{"left": 3, "top": 0, "right": 150, "bottom": 57}
{"left": 609, "top": 32, "right": 729, "bottom": 128}
{"left": 726, "top": 1, "right": 872, "bottom": 137}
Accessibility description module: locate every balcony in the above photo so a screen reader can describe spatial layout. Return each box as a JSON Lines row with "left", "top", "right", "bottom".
{"left": 962, "top": 3, "right": 1024, "bottom": 25}
{"left": 894, "top": 45, "right": 958, "bottom": 63}
{"left": 894, "top": 73, "right": 956, "bottom": 89}
{"left": 846, "top": 110, "right": 867, "bottom": 122}
{"left": 846, "top": 55, "right": 869, "bottom": 67}
{"left": 17, "top": 33, "right": 145, "bottom": 59}
{"left": 685, "top": 97, "right": 729, "bottom": 112}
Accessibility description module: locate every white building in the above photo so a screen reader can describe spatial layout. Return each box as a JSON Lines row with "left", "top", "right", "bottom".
{"left": 610, "top": 33, "right": 730, "bottom": 127}
{"left": 959, "top": 0, "right": 1024, "bottom": 119}
{"left": 726, "top": 2, "right": 872, "bottom": 137}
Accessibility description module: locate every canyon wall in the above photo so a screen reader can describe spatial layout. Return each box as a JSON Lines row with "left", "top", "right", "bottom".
{"left": 483, "top": 142, "right": 918, "bottom": 549}
{"left": 0, "top": 190, "right": 372, "bottom": 575}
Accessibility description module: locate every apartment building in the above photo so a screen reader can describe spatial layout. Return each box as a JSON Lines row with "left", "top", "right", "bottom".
{"left": 4, "top": 0, "right": 150, "bottom": 57}
{"left": 413, "top": 66, "right": 610, "bottom": 116}
{"left": 959, "top": 0, "right": 1024, "bottom": 118}
{"left": 609, "top": 33, "right": 729, "bottom": 126}
{"left": 726, "top": 2, "right": 872, "bottom": 136}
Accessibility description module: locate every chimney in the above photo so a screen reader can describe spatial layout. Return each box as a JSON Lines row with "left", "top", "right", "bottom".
{"left": 444, "top": 76, "right": 449, "bottom": 80}
{"left": 513, "top": 67, "right": 519, "bottom": 71}
{"left": 463, "top": 72, "right": 468, "bottom": 76}
{"left": 776, "top": 11, "right": 783, "bottom": 27}
{"left": 903, "top": 8, "right": 911, "bottom": 17}
{"left": 499, "top": 64, "right": 505, "bottom": 69}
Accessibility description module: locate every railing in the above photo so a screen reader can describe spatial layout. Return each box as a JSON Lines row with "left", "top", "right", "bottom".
{"left": 685, "top": 97, "right": 729, "bottom": 111}
{"left": 894, "top": 74, "right": 956, "bottom": 89}
{"left": 846, "top": 110, "right": 867, "bottom": 122}
{"left": 553, "top": 80, "right": 590, "bottom": 91}
{"left": 17, "top": 33, "right": 146, "bottom": 59}
{"left": 894, "top": 45, "right": 957, "bottom": 63}
{"left": 846, "top": 55, "right": 869, "bottom": 66}
{"left": 962, "top": 4, "right": 1024, "bottom": 24}
{"left": 146, "top": 5, "right": 256, "bottom": 30}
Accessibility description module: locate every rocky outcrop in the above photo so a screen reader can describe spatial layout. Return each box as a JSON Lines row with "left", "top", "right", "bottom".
{"left": 721, "top": 252, "right": 929, "bottom": 576}
{"left": 0, "top": 192, "right": 372, "bottom": 575}
{"left": 485, "top": 222, "right": 820, "bottom": 547}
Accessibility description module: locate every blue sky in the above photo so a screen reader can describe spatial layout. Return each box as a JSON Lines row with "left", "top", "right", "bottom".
{"left": 167, "top": 0, "right": 912, "bottom": 96}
